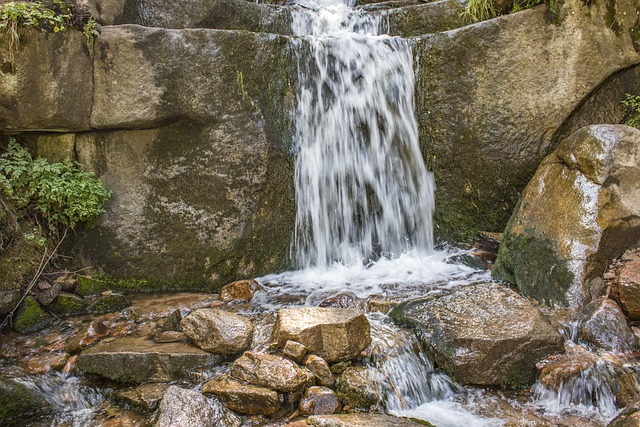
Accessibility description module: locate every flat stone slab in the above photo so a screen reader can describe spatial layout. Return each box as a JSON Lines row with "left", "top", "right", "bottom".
{"left": 304, "top": 414, "right": 427, "bottom": 426}
{"left": 77, "top": 336, "right": 219, "bottom": 383}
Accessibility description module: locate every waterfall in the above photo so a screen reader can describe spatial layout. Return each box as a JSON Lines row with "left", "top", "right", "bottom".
{"left": 290, "top": 0, "right": 435, "bottom": 269}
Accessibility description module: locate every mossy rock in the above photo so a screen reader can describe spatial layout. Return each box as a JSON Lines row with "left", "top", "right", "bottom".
{"left": 75, "top": 276, "right": 109, "bottom": 296}
{"left": 0, "top": 378, "right": 49, "bottom": 424}
{"left": 50, "top": 292, "right": 87, "bottom": 316}
{"left": 88, "top": 293, "right": 130, "bottom": 314}
{"left": 14, "top": 297, "right": 50, "bottom": 333}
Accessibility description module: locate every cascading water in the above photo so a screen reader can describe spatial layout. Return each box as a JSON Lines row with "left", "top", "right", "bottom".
{"left": 290, "top": 0, "right": 434, "bottom": 269}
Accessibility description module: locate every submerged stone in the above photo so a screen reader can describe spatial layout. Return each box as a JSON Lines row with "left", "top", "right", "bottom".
{"left": 180, "top": 308, "right": 253, "bottom": 354}
{"left": 271, "top": 307, "right": 372, "bottom": 363}
{"left": 391, "top": 282, "right": 564, "bottom": 387}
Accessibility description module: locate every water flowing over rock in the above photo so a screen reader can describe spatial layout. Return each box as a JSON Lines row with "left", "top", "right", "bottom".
{"left": 578, "top": 298, "right": 638, "bottom": 353}
{"left": 230, "top": 351, "right": 315, "bottom": 392}
{"left": 77, "top": 336, "right": 219, "bottom": 383}
{"left": 391, "top": 282, "right": 564, "bottom": 387}
{"left": 154, "top": 385, "right": 241, "bottom": 427}
{"left": 271, "top": 307, "right": 372, "bottom": 363}
{"left": 202, "top": 374, "right": 283, "bottom": 416}
{"left": 180, "top": 308, "right": 253, "bottom": 354}
{"left": 494, "top": 125, "right": 640, "bottom": 306}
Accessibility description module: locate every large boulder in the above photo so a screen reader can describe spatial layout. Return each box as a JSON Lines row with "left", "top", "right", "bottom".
{"left": 77, "top": 336, "right": 220, "bottom": 383}
{"left": 493, "top": 125, "right": 640, "bottom": 306}
{"left": 0, "top": 378, "right": 50, "bottom": 423}
{"left": 415, "top": 0, "right": 640, "bottom": 242}
{"left": 578, "top": 298, "right": 638, "bottom": 352}
{"left": 293, "top": 414, "right": 428, "bottom": 427}
{"left": 154, "top": 385, "right": 241, "bottom": 427}
{"left": 202, "top": 374, "right": 284, "bottom": 416}
{"left": 230, "top": 351, "right": 315, "bottom": 392}
{"left": 180, "top": 309, "right": 253, "bottom": 354}
{"left": 271, "top": 307, "right": 372, "bottom": 363}
{"left": 390, "top": 282, "right": 564, "bottom": 387}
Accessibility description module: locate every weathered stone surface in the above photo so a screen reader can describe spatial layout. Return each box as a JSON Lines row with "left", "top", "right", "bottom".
{"left": 73, "top": 25, "right": 295, "bottom": 290}
{"left": 202, "top": 374, "right": 283, "bottom": 416}
{"left": 537, "top": 345, "right": 598, "bottom": 389}
{"left": 578, "top": 298, "right": 637, "bottom": 352}
{"left": 608, "top": 401, "right": 640, "bottom": 427}
{"left": 0, "top": 28, "right": 92, "bottom": 131}
{"left": 299, "top": 386, "right": 341, "bottom": 416}
{"left": 65, "top": 320, "right": 111, "bottom": 354}
{"left": 33, "top": 281, "right": 60, "bottom": 306}
{"left": 153, "top": 331, "right": 189, "bottom": 343}
{"left": 416, "top": 0, "right": 640, "bottom": 242}
{"left": 374, "top": 0, "right": 466, "bottom": 37}
{"left": 304, "top": 414, "right": 426, "bottom": 427}
{"left": 88, "top": 293, "right": 130, "bottom": 314}
{"left": 283, "top": 340, "right": 307, "bottom": 363}
{"left": 493, "top": 125, "right": 640, "bottom": 306}
{"left": 154, "top": 385, "right": 241, "bottom": 427}
{"left": 230, "top": 351, "right": 314, "bottom": 392}
{"left": 271, "top": 307, "right": 372, "bottom": 363}
{"left": 77, "top": 336, "right": 219, "bottom": 383}
{"left": 50, "top": 292, "right": 87, "bottom": 317}
{"left": 614, "top": 249, "right": 640, "bottom": 320}
{"left": 335, "top": 366, "right": 382, "bottom": 410}
{"left": 0, "top": 378, "right": 50, "bottom": 423}
{"left": 305, "top": 354, "right": 334, "bottom": 387}
{"left": 180, "top": 309, "right": 253, "bottom": 354}
{"left": 116, "top": 383, "right": 169, "bottom": 412}
{"left": 219, "top": 279, "right": 262, "bottom": 302}
{"left": 391, "top": 282, "right": 564, "bottom": 387}
{"left": 14, "top": 297, "right": 50, "bottom": 333}
{"left": 95, "top": 0, "right": 292, "bottom": 33}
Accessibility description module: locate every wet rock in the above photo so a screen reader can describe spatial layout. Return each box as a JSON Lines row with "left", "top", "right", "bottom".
{"left": 305, "top": 354, "right": 334, "bottom": 387}
{"left": 366, "top": 297, "right": 400, "bottom": 314}
{"left": 230, "top": 351, "right": 314, "bottom": 392}
{"left": 335, "top": 366, "right": 382, "bottom": 410}
{"left": 537, "top": 345, "right": 598, "bottom": 388}
{"left": 160, "top": 309, "right": 184, "bottom": 332}
{"left": 608, "top": 401, "right": 640, "bottom": 427}
{"left": 494, "top": 125, "right": 640, "bottom": 306}
{"left": 77, "top": 336, "right": 219, "bottom": 383}
{"left": 13, "top": 297, "right": 50, "bottom": 333}
{"left": 116, "top": 383, "right": 170, "bottom": 412}
{"left": 88, "top": 293, "right": 131, "bottom": 314}
{"left": 219, "top": 279, "right": 262, "bottom": 302}
{"left": 152, "top": 331, "right": 189, "bottom": 343}
{"left": 578, "top": 298, "right": 637, "bottom": 352}
{"left": 65, "top": 320, "right": 111, "bottom": 354}
{"left": 301, "top": 413, "right": 427, "bottom": 426}
{"left": 319, "top": 293, "right": 362, "bottom": 309}
{"left": 391, "top": 282, "right": 564, "bottom": 387}
{"left": 180, "top": 308, "right": 253, "bottom": 354}
{"left": 271, "top": 307, "right": 372, "bottom": 363}
{"left": 299, "top": 386, "right": 341, "bottom": 416}
{"left": 0, "top": 378, "right": 50, "bottom": 423}
{"left": 202, "top": 374, "right": 283, "bottom": 416}
{"left": 154, "top": 385, "right": 241, "bottom": 427}
{"left": 614, "top": 249, "right": 640, "bottom": 320}
{"left": 33, "top": 281, "right": 61, "bottom": 306}
{"left": 50, "top": 292, "right": 88, "bottom": 317}
{"left": 282, "top": 340, "right": 307, "bottom": 363}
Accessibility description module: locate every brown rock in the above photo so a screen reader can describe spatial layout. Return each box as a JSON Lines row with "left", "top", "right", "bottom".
{"left": 116, "top": 383, "right": 170, "bottom": 411}
{"left": 271, "top": 307, "right": 372, "bottom": 363}
{"left": 319, "top": 293, "right": 362, "bottom": 310}
{"left": 180, "top": 308, "right": 253, "bottom": 354}
{"left": 579, "top": 298, "right": 638, "bottom": 352}
{"left": 34, "top": 281, "right": 61, "bottom": 306}
{"left": 219, "top": 279, "right": 262, "bottom": 302}
{"left": 230, "top": 351, "right": 314, "bottom": 392}
{"left": 152, "top": 331, "right": 189, "bottom": 343}
{"left": 608, "top": 401, "right": 640, "bottom": 427}
{"left": 283, "top": 340, "right": 307, "bottom": 363}
{"left": 155, "top": 385, "right": 241, "bottom": 427}
{"left": 65, "top": 320, "right": 111, "bottom": 355}
{"left": 614, "top": 249, "right": 640, "bottom": 320}
{"left": 335, "top": 366, "right": 382, "bottom": 410}
{"left": 299, "top": 386, "right": 341, "bottom": 416}
{"left": 537, "top": 345, "right": 598, "bottom": 388}
{"left": 202, "top": 374, "right": 283, "bottom": 416}
{"left": 305, "top": 354, "right": 334, "bottom": 388}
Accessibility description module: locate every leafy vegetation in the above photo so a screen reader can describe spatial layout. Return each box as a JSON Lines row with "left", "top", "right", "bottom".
{"left": 621, "top": 93, "right": 640, "bottom": 129}
{"left": 0, "top": 0, "right": 99, "bottom": 54}
{"left": 0, "top": 138, "right": 110, "bottom": 233}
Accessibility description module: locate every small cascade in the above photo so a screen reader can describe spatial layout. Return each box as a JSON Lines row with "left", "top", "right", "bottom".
{"left": 290, "top": 0, "right": 434, "bottom": 269}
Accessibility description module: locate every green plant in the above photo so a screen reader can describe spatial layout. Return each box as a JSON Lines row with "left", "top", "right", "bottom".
{"left": 0, "top": 138, "right": 110, "bottom": 232}
{"left": 622, "top": 93, "right": 640, "bottom": 129}
{"left": 462, "top": 0, "right": 497, "bottom": 23}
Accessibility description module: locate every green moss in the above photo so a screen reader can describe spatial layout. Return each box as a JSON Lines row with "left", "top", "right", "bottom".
{"left": 50, "top": 292, "right": 86, "bottom": 316}
{"left": 75, "top": 275, "right": 108, "bottom": 296}
{"left": 0, "top": 378, "right": 48, "bottom": 423}
{"left": 14, "top": 296, "right": 49, "bottom": 333}
{"left": 88, "top": 293, "right": 130, "bottom": 314}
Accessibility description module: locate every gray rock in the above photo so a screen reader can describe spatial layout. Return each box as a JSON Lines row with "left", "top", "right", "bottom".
{"left": 614, "top": 249, "right": 640, "bottom": 320}
{"left": 335, "top": 366, "right": 382, "bottom": 410}
{"left": 579, "top": 298, "right": 638, "bottom": 352}
{"left": 299, "top": 386, "right": 341, "bottom": 416}
{"left": 271, "top": 307, "right": 372, "bottom": 363}
{"left": 154, "top": 385, "right": 241, "bottom": 427}
{"left": 77, "top": 336, "right": 219, "bottom": 383}
{"left": 416, "top": 0, "right": 640, "bottom": 242}
{"left": 230, "top": 351, "right": 314, "bottom": 392}
{"left": 202, "top": 374, "right": 283, "bottom": 416}
{"left": 391, "top": 282, "right": 564, "bottom": 387}
{"left": 180, "top": 309, "right": 253, "bottom": 354}
{"left": 493, "top": 125, "right": 640, "bottom": 306}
